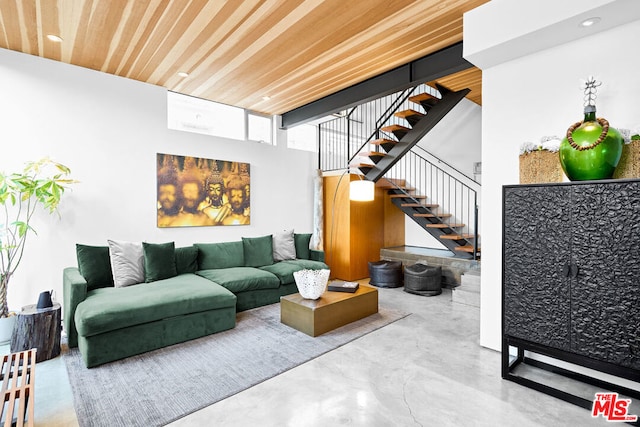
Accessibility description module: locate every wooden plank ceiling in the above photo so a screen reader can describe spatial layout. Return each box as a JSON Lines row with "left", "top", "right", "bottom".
{"left": 0, "top": 0, "right": 486, "bottom": 116}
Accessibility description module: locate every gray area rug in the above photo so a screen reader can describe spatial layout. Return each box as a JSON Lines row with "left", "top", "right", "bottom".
{"left": 63, "top": 302, "right": 408, "bottom": 427}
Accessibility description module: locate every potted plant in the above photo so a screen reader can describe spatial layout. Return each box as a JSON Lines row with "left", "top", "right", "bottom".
{"left": 0, "top": 158, "right": 75, "bottom": 342}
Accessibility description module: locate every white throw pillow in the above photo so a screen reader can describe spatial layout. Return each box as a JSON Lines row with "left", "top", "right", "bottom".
{"left": 107, "top": 240, "right": 145, "bottom": 287}
{"left": 272, "top": 229, "right": 296, "bottom": 262}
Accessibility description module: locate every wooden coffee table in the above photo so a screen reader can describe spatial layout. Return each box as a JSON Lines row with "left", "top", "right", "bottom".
{"left": 280, "top": 283, "right": 378, "bottom": 337}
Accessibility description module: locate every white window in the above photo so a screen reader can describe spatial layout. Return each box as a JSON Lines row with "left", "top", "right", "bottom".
{"left": 167, "top": 91, "right": 244, "bottom": 140}
{"left": 247, "top": 112, "right": 273, "bottom": 145}
{"left": 287, "top": 124, "right": 317, "bottom": 152}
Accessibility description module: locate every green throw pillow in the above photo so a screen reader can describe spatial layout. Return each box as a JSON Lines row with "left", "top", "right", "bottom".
{"left": 175, "top": 246, "right": 199, "bottom": 274}
{"left": 242, "top": 235, "right": 274, "bottom": 267}
{"left": 143, "top": 242, "right": 177, "bottom": 282}
{"left": 76, "top": 244, "right": 114, "bottom": 290}
{"left": 195, "top": 241, "right": 244, "bottom": 270}
{"left": 294, "top": 233, "right": 312, "bottom": 260}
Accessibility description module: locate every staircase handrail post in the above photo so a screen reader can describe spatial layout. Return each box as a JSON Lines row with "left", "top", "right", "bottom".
{"left": 317, "top": 122, "right": 322, "bottom": 170}
{"left": 347, "top": 114, "right": 351, "bottom": 164}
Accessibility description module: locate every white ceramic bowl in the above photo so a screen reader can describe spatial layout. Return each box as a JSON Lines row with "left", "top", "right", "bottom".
{"left": 293, "top": 269, "right": 330, "bottom": 300}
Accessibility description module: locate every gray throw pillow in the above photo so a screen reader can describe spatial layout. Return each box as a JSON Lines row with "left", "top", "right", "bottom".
{"left": 107, "top": 240, "right": 145, "bottom": 287}
{"left": 272, "top": 229, "right": 296, "bottom": 261}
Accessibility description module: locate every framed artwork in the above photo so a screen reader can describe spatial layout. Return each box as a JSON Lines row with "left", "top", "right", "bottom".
{"left": 156, "top": 153, "right": 250, "bottom": 227}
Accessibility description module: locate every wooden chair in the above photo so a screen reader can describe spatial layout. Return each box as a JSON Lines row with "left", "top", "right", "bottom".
{"left": 0, "top": 349, "right": 36, "bottom": 427}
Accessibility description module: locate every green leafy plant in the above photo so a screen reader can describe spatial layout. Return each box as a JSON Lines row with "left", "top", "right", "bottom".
{"left": 0, "top": 158, "right": 75, "bottom": 318}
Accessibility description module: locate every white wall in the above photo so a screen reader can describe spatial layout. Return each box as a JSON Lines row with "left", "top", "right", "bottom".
{"left": 417, "top": 98, "right": 482, "bottom": 179}
{"left": 0, "top": 48, "right": 317, "bottom": 311}
{"left": 466, "top": 5, "right": 640, "bottom": 350}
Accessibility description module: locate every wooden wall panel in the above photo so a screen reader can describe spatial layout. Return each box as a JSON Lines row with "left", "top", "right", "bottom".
{"left": 323, "top": 174, "right": 351, "bottom": 280}
{"left": 323, "top": 175, "right": 404, "bottom": 281}
{"left": 384, "top": 192, "right": 406, "bottom": 248}
{"left": 349, "top": 184, "right": 385, "bottom": 280}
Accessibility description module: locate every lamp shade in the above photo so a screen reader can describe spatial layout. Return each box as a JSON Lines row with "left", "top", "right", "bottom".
{"left": 349, "top": 179, "right": 374, "bottom": 201}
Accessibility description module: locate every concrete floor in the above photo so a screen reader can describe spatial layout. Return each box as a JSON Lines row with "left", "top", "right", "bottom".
{"left": 4, "top": 282, "right": 624, "bottom": 426}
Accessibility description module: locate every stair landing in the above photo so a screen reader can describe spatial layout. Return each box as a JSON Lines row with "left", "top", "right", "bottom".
{"left": 380, "top": 245, "right": 480, "bottom": 289}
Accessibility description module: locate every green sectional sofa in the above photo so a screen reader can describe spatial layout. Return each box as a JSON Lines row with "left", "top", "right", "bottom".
{"left": 64, "top": 233, "right": 327, "bottom": 368}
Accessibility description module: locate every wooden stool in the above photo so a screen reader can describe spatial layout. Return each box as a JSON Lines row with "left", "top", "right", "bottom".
{"left": 0, "top": 349, "right": 36, "bottom": 427}
{"left": 11, "top": 303, "right": 61, "bottom": 363}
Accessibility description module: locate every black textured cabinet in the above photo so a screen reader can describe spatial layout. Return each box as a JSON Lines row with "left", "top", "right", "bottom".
{"left": 503, "top": 179, "right": 640, "bottom": 413}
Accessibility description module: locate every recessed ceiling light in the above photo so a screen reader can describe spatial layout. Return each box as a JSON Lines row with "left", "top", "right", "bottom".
{"left": 580, "top": 17, "right": 601, "bottom": 27}
{"left": 177, "top": 71, "right": 189, "bottom": 78}
{"left": 46, "top": 34, "right": 63, "bottom": 42}
{"left": 262, "top": 96, "right": 271, "bottom": 101}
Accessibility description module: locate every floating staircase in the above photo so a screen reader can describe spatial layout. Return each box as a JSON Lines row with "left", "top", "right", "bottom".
{"left": 319, "top": 82, "right": 480, "bottom": 260}
{"left": 378, "top": 178, "right": 480, "bottom": 259}
{"left": 355, "top": 84, "right": 478, "bottom": 259}
{"left": 358, "top": 84, "right": 470, "bottom": 183}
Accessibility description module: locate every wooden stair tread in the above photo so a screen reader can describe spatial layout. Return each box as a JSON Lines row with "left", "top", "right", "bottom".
{"left": 381, "top": 124, "right": 410, "bottom": 131}
{"left": 413, "top": 213, "right": 452, "bottom": 218}
{"left": 371, "top": 138, "right": 397, "bottom": 146}
{"left": 440, "top": 233, "right": 475, "bottom": 240}
{"left": 409, "top": 92, "right": 438, "bottom": 104}
{"left": 355, "top": 163, "right": 374, "bottom": 169}
{"left": 401, "top": 203, "right": 438, "bottom": 208}
{"left": 370, "top": 138, "right": 398, "bottom": 153}
{"left": 377, "top": 178, "right": 407, "bottom": 189}
{"left": 385, "top": 187, "right": 415, "bottom": 192}
{"left": 389, "top": 194, "right": 426, "bottom": 199}
{"left": 358, "top": 151, "right": 386, "bottom": 157}
{"left": 394, "top": 109, "right": 425, "bottom": 119}
{"left": 425, "top": 223, "right": 465, "bottom": 228}
{"left": 455, "top": 245, "right": 481, "bottom": 253}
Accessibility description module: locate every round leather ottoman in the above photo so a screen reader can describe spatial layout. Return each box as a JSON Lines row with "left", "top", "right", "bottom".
{"left": 404, "top": 263, "right": 442, "bottom": 296}
{"left": 368, "top": 260, "right": 403, "bottom": 288}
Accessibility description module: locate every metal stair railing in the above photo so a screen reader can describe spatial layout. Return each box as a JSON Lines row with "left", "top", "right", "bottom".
{"left": 384, "top": 146, "right": 480, "bottom": 259}
{"left": 364, "top": 84, "right": 470, "bottom": 183}
{"left": 318, "top": 83, "right": 438, "bottom": 172}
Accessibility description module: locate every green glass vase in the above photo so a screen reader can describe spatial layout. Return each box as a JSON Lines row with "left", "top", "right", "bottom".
{"left": 559, "top": 108, "right": 623, "bottom": 181}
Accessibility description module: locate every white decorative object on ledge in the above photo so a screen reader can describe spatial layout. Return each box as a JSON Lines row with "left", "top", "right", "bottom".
{"left": 293, "top": 269, "right": 330, "bottom": 300}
